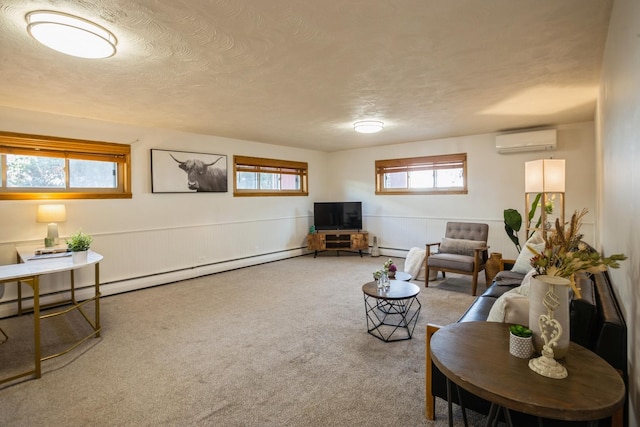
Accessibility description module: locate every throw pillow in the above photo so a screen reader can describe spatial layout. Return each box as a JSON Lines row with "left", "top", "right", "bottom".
{"left": 405, "top": 247, "right": 426, "bottom": 279}
{"left": 511, "top": 233, "right": 545, "bottom": 274}
{"left": 503, "top": 296, "right": 530, "bottom": 326}
{"left": 494, "top": 270, "right": 526, "bottom": 286}
{"left": 487, "top": 290, "right": 527, "bottom": 322}
{"left": 486, "top": 270, "right": 535, "bottom": 323}
{"left": 439, "top": 238, "right": 486, "bottom": 257}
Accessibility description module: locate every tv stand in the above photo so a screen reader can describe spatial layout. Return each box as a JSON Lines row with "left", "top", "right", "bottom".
{"left": 307, "top": 230, "right": 369, "bottom": 257}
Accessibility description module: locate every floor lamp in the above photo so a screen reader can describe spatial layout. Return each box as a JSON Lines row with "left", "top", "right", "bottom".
{"left": 524, "top": 159, "right": 565, "bottom": 240}
{"left": 524, "top": 159, "right": 568, "bottom": 378}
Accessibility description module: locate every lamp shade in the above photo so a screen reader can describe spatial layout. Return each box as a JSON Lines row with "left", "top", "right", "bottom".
{"left": 353, "top": 120, "right": 384, "bottom": 133}
{"left": 525, "top": 159, "right": 565, "bottom": 193}
{"left": 37, "top": 204, "right": 67, "bottom": 223}
{"left": 26, "top": 11, "right": 117, "bottom": 59}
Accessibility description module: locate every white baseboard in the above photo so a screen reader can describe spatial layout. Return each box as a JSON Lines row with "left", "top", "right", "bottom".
{"left": 0, "top": 249, "right": 304, "bottom": 319}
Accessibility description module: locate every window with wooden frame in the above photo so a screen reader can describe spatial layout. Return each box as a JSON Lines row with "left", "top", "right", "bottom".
{"left": 0, "top": 131, "right": 132, "bottom": 200}
{"left": 375, "top": 153, "right": 467, "bottom": 195}
{"left": 234, "top": 155, "right": 308, "bottom": 197}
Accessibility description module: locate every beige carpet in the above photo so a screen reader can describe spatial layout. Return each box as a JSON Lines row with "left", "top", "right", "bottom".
{"left": 0, "top": 254, "right": 489, "bottom": 426}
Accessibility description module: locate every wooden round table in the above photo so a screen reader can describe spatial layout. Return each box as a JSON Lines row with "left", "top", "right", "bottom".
{"left": 429, "top": 322, "right": 625, "bottom": 426}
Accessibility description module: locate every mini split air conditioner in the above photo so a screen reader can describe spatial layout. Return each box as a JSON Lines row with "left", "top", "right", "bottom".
{"left": 495, "top": 129, "right": 557, "bottom": 154}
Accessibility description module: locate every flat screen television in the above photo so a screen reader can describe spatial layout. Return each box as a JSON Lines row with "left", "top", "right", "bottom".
{"left": 313, "top": 202, "right": 362, "bottom": 231}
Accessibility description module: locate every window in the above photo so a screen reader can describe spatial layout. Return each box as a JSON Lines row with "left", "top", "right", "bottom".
{"left": 375, "top": 153, "right": 467, "bottom": 195}
{"left": 0, "top": 131, "right": 131, "bottom": 200}
{"left": 234, "top": 155, "right": 308, "bottom": 197}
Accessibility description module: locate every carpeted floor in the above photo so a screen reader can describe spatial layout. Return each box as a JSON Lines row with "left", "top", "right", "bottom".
{"left": 0, "top": 254, "right": 490, "bottom": 426}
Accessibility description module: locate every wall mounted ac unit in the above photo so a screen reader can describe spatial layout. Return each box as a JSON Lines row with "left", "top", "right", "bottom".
{"left": 495, "top": 129, "right": 557, "bottom": 154}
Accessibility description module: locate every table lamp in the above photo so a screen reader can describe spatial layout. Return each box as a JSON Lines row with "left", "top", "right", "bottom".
{"left": 37, "top": 204, "right": 66, "bottom": 247}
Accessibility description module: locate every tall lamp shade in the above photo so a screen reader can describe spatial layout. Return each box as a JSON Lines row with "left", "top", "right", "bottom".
{"left": 524, "top": 159, "right": 565, "bottom": 239}
{"left": 525, "top": 159, "right": 565, "bottom": 193}
{"left": 37, "top": 204, "right": 66, "bottom": 246}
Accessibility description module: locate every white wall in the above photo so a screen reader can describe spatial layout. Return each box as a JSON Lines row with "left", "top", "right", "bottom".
{"left": 0, "top": 106, "right": 328, "bottom": 315}
{"left": 598, "top": 0, "right": 640, "bottom": 425}
{"left": 0, "top": 106, "right": 598, "bottom": 315}
{"left": 327, "top": 122, "right": 597, "bottom": 261}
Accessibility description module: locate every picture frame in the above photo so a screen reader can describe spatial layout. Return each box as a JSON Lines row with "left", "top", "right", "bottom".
{"left": 151, "top": 149, "right": 228, "bottom": 193}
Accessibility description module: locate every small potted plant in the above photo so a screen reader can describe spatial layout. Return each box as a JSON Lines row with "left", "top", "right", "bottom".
{"left": 66, "top": 230, "right": 93, "bottom": 263}
{"left": 509, "top": 324, "right": 533, "bottom": 359}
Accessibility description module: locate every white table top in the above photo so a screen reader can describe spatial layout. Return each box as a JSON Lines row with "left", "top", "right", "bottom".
{"left": 0, "top": 246, "right": 103, "bottom": 283}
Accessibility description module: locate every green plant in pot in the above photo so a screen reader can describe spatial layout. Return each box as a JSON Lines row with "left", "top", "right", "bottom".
{"left": 509, "top": 324, "right": 532, "bottom": 338}
{"left": 509, "top": 324, "right": 533, "bottom": 359}
{"left": 504, "top": 193, "right": 546, "bottom": 253}
{"left": 504, "top": 208, "right": 523, "bottom": 253}
{"left": 66, "top": 231, "right": 93, "bottom": 252}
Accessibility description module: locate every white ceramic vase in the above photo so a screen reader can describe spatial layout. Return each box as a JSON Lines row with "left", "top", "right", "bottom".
{"left": 72, "top": 250, "right": 88, "bottom": 264}
{"left": 370, "top": 236, "right": 380, "bottom": 257}
{"left": 528, "top": 275, "right": 571, "bottom": 359}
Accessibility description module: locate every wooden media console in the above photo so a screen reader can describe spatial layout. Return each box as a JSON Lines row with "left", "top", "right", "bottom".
{"left": 307, "top": 230, "right": 369, "bottom": 257}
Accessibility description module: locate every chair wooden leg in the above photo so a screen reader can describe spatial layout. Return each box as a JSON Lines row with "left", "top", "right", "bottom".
{"left": 424, "top": 246, "right": 430, "bottom": 287}
{"left": 611, "top": 369, "right": 625, "bottom": 427}
{"left": 425, "top": 324, "right": 442, "bottom": 420}
{"left": 611, "top": 406, "right": 624, "bottom": 427}
{"left": 471, "top": 272, "right": 478, "bottom": 296}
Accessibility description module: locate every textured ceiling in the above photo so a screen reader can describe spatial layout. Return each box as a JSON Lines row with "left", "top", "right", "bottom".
{"left": 0, "top": 1, "right": 612, "bottom": 152}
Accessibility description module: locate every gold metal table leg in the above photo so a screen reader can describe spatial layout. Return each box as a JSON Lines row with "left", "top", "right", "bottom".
{"left": 95, "top": 263, "right": 101, "bottom": 338}
{"left": 33, "top": 275, "right": 41, "bottom": 379}
{"left": 1, "top": 259, "right": 102, "bottom": 385}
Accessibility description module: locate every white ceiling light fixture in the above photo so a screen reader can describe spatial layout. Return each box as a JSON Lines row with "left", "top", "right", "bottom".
{"left": 353, "top": 120, "right": 384, "bottom": 134}
{"left": 26, "top": 10, "right": 117, "bottom": 59}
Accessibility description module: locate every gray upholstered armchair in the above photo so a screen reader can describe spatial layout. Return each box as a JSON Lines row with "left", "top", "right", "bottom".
{"left": 424, "top": 222, "right": 489, "bottom": 296}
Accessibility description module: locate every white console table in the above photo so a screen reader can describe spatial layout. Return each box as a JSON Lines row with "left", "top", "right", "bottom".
{"left": 0, "top": 247, "right": 103, "bottom": 385}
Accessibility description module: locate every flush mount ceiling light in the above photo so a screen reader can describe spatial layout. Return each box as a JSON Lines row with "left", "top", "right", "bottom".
{"left": 26, "top": 10, "right": 117, "bottom": 59}
{"left": 353, "top": 120, "right": 384, "bottom": 134}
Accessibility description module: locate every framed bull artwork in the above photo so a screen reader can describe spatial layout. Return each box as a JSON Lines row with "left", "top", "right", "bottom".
{"left": 151, "top": 149, "right": 228, "bottom": 193}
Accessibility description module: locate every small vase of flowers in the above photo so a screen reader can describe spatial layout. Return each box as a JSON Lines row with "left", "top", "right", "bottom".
{"left": 528, "top": 208, "right": 626, "bottom": 298}
{"left": 384, "top": 259, "right": 397, "bottom": 279}
{"left": 526, "top": 209, "right": 626, "bottom": 377}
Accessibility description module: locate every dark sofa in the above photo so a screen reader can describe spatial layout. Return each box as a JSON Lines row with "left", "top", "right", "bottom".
{"left": 425, "top": 268, "right": 628, "bottom": 426}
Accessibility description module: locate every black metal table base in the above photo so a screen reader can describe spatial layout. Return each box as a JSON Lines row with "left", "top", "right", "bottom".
{"left": 363, "top": 293, "right": 421, "bottom": 342}
{"left": 446, "top": 378, "right": 469, "bottom": 427}
{"left": 446, "top": 380, "right": 559, "bottom": 427}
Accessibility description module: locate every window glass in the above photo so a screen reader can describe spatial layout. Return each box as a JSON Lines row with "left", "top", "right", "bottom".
{"left": 385, "top": 171, "right": 407, "bottom": 189}
{"left": 375, "top": 153, "right": 467, "bottom": 195}
{"left": 436, "top": 167, "right": 464, "bottom": 188}
{"left": 234, "top": 155, "right": 308, "bottom": 197}
{"left": 237, "top": 171, "right": 257, "bottom": 190}
{"left": 408, "top": 170, "right": 433, "bottom": 188}
{"left": 259, "top": 172, "right": 279, "bottom": 190}
{"left": 7, "top": 154, "right": 65, "bottom": 188}
{"left": 0, "top": 131, "right": 131, "bottom": 199}
{"left": 69, "top": 159, "right": 117, "bottom": 188}
{"left": 280, "top": 174, "right": 300, "bottom": 190}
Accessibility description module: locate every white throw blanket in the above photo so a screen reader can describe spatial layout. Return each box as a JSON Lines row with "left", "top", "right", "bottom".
{"left": 405, "top": 247, "right": 426, "bottom": 280}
